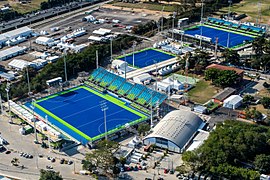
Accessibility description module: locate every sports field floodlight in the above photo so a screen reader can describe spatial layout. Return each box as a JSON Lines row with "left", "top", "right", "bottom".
{"left": 63, "top": 49, "right": 68, "bottom": 83}
{"left": 26, "top": 62, "right": 31, "bottom": 96}
{"left": 5, "top": 82, "right": 12, "bottom": 124}
{"left": 45, "top": 115, "right": 51, "bottom": 152}
{"left": 122, "top": 50, "right": 127, "bottom": 81}
{"left": 110, "top": 37, "right": 113, "bottom": 61}
{"left": 132, "top": 41, "right": 137, "bottom": 67}
{"left": 100, "top": 100, "right": 108, "bottom": 140}
{"left": 31, "top": 99, "right": 38, "bottom": 144}
{"left": 0, "top": 93, "right": 3, "bottom": 114}
{"left": 199, "top": 0, "right": 204, "bottom": 48}
{"left": 228, "top": 0, "right": 232, "bottom": 20}
{"left": 150, "top": 91, "right": 153, "bottom": 129}
{"left": 172, "top": 12, "right": 177, "bottom": 40}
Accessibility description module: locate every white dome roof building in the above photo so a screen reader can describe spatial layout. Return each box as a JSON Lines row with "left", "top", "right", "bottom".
{"left": 143, "top": 110, "right": 205, "bottom": 153}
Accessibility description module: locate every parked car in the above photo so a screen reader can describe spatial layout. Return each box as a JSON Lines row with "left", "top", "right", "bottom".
{"left": 164, "top": 169, "right": 169, "bottom": 174}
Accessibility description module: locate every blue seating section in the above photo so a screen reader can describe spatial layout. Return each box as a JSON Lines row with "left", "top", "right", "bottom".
{"left": 207, "top": 17, "right": 265, "bottom": 33}
{"left": 108, "top": 76, "right": 125, "bottom": 90}
{"left": 95, "top": 68, "right": 107, "bottom": 82}
{"left": 118, "top": 82, "right": 133, "bottom": 95}
{"left": 87, "top": 67, "right": 167, "bottom": 107}
{"left": 127, "top": 84, "right": 145, "bottom": 99}
{"left": 137, "top": 88, "right": 154, "bottom": 103}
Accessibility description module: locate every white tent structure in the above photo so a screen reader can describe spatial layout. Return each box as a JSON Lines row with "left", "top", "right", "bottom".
{"left": 223, "top": 95, "right": 243, "bottom": 109}
{"left": 35, "top": 37, "right": 55, "bottom": 46}
{"left": 111, "top": 59, "right": 127, "bottom": 69}
{"left": 88, "top": 36, "right": 104, "bottom": 42}
{"left": 133, "top": 73, "right": 151, "bottom": 84}
{"left": 8, "top": 59, "right": 35, "bottom": 71}
{"left": 163, "top": 77, "right": 184, "bottom": 90}
{"left": 156, "top": 81, "right": 170, "bottom": 93}
{"left": 128, "top": 136, "right": 140, "bottom": 148}
{"left": 0, "top": 46, "right": 27, "bottom": 61}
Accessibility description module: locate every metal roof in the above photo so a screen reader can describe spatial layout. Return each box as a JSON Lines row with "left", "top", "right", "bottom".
{"left": 0, "top": 46, "right": 27, "bottom": 60}
{"left": 223, "top": 95, "right": 243, "bottom": 105}
{"left": 144, "top": 110, "right": 204, "bottom": 150}
{"left": 0, "top": 26, "right": 32, "bottom": 42}
{"left": 212, "top": 87, "right": 236, "bottom": 101}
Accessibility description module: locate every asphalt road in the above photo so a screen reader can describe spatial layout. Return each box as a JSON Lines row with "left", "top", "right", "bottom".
{"left": 0, "top": 1, "right": 99, "bottom": 33}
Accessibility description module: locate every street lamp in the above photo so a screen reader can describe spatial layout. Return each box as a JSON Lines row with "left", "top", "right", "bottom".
{"left": 100, "top": 101, "right": 108, "bottom": 140}
{"left": 0, "top": 93, "right": 3, "bottom": 114}
{"left": 5, "top": 82, "right": 12, "bottom": 124}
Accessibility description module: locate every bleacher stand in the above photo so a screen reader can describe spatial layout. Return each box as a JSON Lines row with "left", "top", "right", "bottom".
{"left": 86, "top": 67, "right": 168, "bottom": 112}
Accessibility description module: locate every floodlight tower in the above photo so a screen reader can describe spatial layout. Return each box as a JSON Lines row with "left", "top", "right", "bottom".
{"left": 110, "top": 37, "right": 113, "bottom": 61}
{"left": 63, "top": 49, "right": 68, "bottom": 83}
{"left": 199, "top": 0, "right": 204, "bottom": 48}
{"left": 26, "top": 62, "right": 31, "bottom": 96}
{"left": 100, "top": 101, "right": 108, "bottom": 140}
{"left": 161, "top": 6, "right": 165, "bottom": 32}
{"left": 150, "top": 91, "right": 153, "bottom": 130}
{"left": 257, "top": 1, "right": 261, "bottom": 25}
{"left": 96, "top": 50, "right": 99, "bottom": 69}
{"left": 0, "top": 93, "right": 3, "bottom": 114}
{"left": 122, "top": 50, "right": 127, "bottom": 81}
{"left": 132, "top": 41, "right": 137, "bottom": 67}
{"left": 172, "top": 12, "right": 177, "bottom": 40}
{"left": 5, "top": 82, "right": 12, "bottom": 124}
{"left": 228, "top": 0, "right": 232, "bottom": 20}
{"left": 31, "top": 99, "right": 38, "bottom": 144}
{"left": 45, "top": 115, "right": 51, "bottom": 152}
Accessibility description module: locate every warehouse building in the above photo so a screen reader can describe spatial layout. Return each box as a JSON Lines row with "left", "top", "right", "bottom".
{"left": 143, "top": 110, "right": 205, "bottom": 153}
{"left": 0, "top": 26, "right": 32, "bottom": 47}
{"left": 0, "top": 46, "right": 27, "bottom": 61}
{"left": 8, "top": 59, "right": 35, "bottom": 71}
{"left": 35, "top": 37, "right": 56, "bottom": 47}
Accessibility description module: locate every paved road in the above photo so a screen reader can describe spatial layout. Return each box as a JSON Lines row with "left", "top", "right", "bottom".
{"left": 0, "top": 114, "right": 90, "bottom": 180}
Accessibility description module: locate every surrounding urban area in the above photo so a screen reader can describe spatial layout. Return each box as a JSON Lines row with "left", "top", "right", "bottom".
{"left": 0, "top": 0, "right": 270, "bottom": 179}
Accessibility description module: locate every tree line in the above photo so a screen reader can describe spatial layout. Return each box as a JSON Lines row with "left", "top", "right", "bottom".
{"left": 182, "top": 120, "right": 270, "bottom": 179}
{"left": 0, "top": 35, "right": 138, "bottom": 100}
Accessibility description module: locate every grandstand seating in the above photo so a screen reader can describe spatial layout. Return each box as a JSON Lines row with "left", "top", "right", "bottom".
{"left": 100, "top": 73, "right": 117, "bottom": 87}
{"left": 94, "top": 68, "right": 108, "bottom": 82}
{"left": 108, "top": 77, "right": 125, "bottom": 91}
{"left": 126, "top": 84, "right": 146, "bottom": 100}
{"left": 136, "top": 88, "right": 154, "bottom": 105}
{"left": 86, "top": 67, "right": 168, "bottom": 111}
{"left": 117, "top": 82, "right": 133, "bottom": 96}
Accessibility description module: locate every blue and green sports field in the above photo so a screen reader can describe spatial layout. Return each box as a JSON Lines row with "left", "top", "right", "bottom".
{"left": 118, "top": 48, "right": 175, "bottom": 68}
{"left": 25, "top": 86, "right": 147, "bottom": 144}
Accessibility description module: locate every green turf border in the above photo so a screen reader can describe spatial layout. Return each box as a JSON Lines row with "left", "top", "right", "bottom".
{"left": 34, "top": 85, "right": 148, "bottom": 142}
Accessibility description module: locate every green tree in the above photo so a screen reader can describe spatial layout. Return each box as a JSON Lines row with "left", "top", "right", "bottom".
{"left": 254, "top": 154, "right": 270, "bottom": 174}
{"left": 243, "top": 95, "right": 254, "bottom": 105}
{"left": 261, "top": 97, "right": 270, "bottom": 109}
{"left": 222, "top": 48, "right": 240, "bottom": 66}
{"left": 252, "top": 37, "right": 265, "bottom": 56}
{"left": 84, "top": 140, "right": 119, "bottom": 175}
{"left": 39, "top": 169, "right": 63, "bottom": 180}
{"left": 138, "top": 123, "right": 150, "bottom": 136}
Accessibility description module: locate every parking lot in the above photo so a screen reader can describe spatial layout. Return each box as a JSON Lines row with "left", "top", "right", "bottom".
{"left": 0, "top": 114, "right": 89, "bottom": 180}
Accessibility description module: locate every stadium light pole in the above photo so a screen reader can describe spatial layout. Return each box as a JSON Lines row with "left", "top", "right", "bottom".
{"left": 26, "top": 63, "right": 31, "bottom": 96}
{"left": 199, "top": 0, "right": 204, "bottom": 49}
{"left": 228, "top": 0, "right": 232, "bottom": 20}
{"left": 150, "top": 91, "right": 153, "bottom": 130}
{"left": 0, "top": 93, "right": 3, "bottom": 114}
{"left": 132, "top": 41, "right": 137, "bottom": 67}
{"left": 110, "top": 38, "right": 113, "bottom": 61}
{"left": 31, "top": 99, "right": 38, "bottom": 144}
{"left": 5, "top": 82, "right": 12, "bottom": 124}
{"left": 45, "top": 115, "right": 51, "bottom": 152}
{"left": 96, "top": 50, "right": 99, "bottom": 69}
{"left": 122, "top": 50, "right": 127, "bottom": 81}
{"left": 63, "top": 50, "right": 68, "bottom": 83}
{"left": 100, "top": 101, "right": 108, "bottom": 140}
{"left": 161, "top": 6, "right": 165, "bottom": 32}
{"left": 172, "top": 12, "right": 176, "bottom": 40}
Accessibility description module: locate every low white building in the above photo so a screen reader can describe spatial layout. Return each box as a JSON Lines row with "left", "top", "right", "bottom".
{"left": 133, "top": 73, "right": 151, "bottom": 84}
{"left": 0, "top": 71, "right": 15, "bottom": 81}
{"left": 0, "top": 46, "right": 27, "bottom": 61}
{"left": 223, "top": 95, "right": 243, "bottom": 109}
{"left": 88, "top": 35, "right": 105, "bottom": 42}
{"left": 32, "top": 59, "right": 48, "bottom": 69}
{"left": 111, "top": 59, "right": 127, "bottom": 69}
{"left": 8, "top": 59, "right": 35, "bottom": 71}
{"left": 46, "top": 56, "right": 60, "bottom": 63}
{"left": 35, "top": 37, "right": 56, "bottom": 47}
{"left": 156, "top": 81, "right": 171, "bottom": 93}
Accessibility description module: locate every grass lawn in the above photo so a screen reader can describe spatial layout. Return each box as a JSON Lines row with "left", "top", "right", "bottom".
{"left": 217, "top": 0, "right": 270, "bottom": 24}
{"left": 110, "top": 2, "right": 176, "bottom": 12}
{"left": 188, "top": 80, "right": 219, "bottom": 104}
{"left": 3, "top": 0, "right": 45, "bottom": 14}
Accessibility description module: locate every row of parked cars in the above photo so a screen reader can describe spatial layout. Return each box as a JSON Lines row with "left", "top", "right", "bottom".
{"left": 20, "top": 152, "right": 33, "bottom": 159}
{"left": 121, "top": 164, "right": 146, "bottom": 172}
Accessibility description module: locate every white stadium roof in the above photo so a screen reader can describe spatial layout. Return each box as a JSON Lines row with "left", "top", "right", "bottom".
{"left": 144, "top": 110, "right": 204, "bottom": 150}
